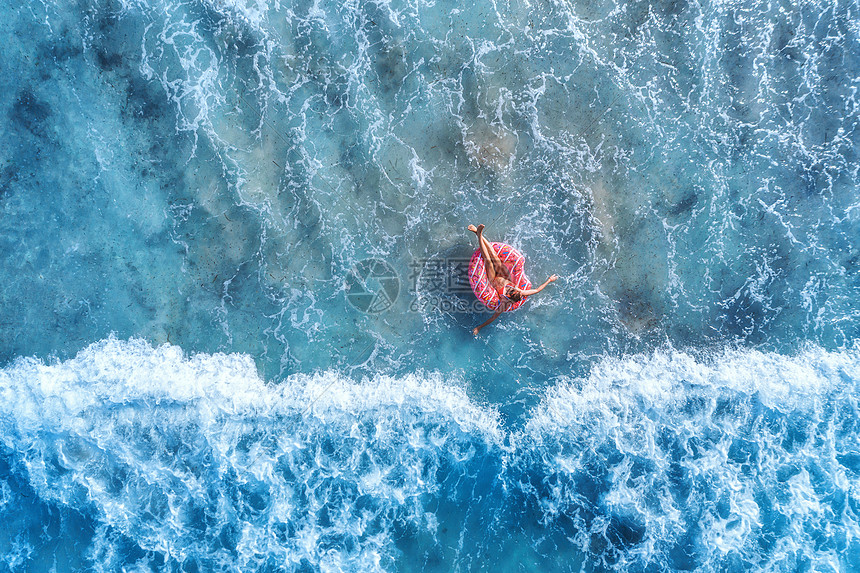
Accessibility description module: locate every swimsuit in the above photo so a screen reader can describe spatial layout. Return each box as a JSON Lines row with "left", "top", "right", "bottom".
{"left": 468, "top": 242, "right": 532, "bottom": 312}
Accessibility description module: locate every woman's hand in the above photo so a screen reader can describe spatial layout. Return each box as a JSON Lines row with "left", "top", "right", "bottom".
{"left": 548, "top": 274, "right": 558, "bottom": 282}
{"left": 473, "top": 309, "right": 502, "bottom": 335}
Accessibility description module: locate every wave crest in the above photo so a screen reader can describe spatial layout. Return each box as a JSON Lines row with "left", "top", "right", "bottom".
{"left": 1, "top": 339, "right": 859, "bottom": 571}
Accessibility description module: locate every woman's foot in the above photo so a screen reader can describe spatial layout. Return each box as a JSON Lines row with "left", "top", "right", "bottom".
{"left": 468, "top": 224, "right": 478, "bottom": 233}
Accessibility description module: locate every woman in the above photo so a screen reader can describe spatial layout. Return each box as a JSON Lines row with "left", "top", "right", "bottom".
{"left": 468, "top": 224, "right": 557, "bottom": 335}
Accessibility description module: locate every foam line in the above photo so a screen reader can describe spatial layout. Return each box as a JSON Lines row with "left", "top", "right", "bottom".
{"left": 2, "top": 339, "right": 859, "bottom": 570}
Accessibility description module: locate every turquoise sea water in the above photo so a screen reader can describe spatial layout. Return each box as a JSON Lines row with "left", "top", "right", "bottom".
{"left": 1, "top": 0, "right": 859, "bottom": 570}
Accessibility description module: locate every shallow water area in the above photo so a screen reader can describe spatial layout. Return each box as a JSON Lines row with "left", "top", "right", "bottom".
{"left": 1, "top": 0, "right": 860, "bottom": 569}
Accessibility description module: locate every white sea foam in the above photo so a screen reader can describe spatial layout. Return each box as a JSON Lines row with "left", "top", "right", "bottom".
{"left": 2, "top": 339, "right": 860, "bottom": 570}
{"left": 0, "top": 338, "right": 504, "bottom": 571}
{"left": 522, "top": 345, "right": 860, "bottom": 570}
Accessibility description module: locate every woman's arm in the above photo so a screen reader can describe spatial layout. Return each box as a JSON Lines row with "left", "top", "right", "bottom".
{"left": 473, "top": 308, "right": 504, "bottom": 336}
{"left": 518, "top": 274, "right": 558, "bottom": 296}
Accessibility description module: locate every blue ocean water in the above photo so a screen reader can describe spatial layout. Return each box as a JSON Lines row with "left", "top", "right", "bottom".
{"left": 1, "top": 0, "right": 859, "bottom": 570}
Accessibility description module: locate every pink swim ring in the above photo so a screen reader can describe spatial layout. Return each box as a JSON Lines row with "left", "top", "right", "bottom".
{"left": 468, "top": 242, "right": 532, "bottom": 311}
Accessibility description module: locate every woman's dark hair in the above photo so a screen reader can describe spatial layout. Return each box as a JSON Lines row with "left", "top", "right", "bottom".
{"left": 507, "top": 286, "right": 523, "bottom": 302}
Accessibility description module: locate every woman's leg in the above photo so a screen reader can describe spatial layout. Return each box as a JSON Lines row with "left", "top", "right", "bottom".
{"left": 469, "top": 224, "right": 508, "bottom": 281}
{"left": 469, "top": 224, "right": 496, "bottom": 281}
{"left": 480, "top": 232, "right": 511, "bottom": 280}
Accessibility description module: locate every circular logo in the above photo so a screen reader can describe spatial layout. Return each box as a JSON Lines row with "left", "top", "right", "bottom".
{"left": 345, "top": 258, "right": 400, "bottom": 314}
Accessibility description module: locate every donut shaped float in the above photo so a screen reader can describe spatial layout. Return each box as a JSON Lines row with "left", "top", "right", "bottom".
{"left": 468, "top": 242, "right": 532, "bottom": 311}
